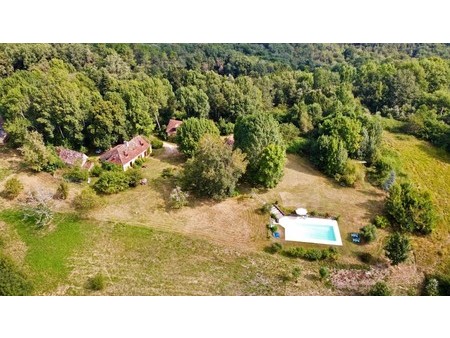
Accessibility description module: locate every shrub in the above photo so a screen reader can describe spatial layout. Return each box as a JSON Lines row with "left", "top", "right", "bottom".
{"left": 87, "top": 273, "right": 105, "bottom": 291}
{"left": 161, "top": 167, "right": 176, "bottom": 178}
{"left": 151, "top": 138, "right": 164, "bottom": 149}
{"left": 2, "top": 177, "right": 23, "bottom": 199}
{"left": 336, "top": 160, "right": 365, "bottom": 187}
{"left": 304, "top": 249, "right": 323, "bottom": 261}
{"left": 424, "top": 278, "right": 439, "bottom": 296}
{"left": 94, "top": 171, "right": 130, "bottom": 194}
{"left": 359, "top": 224, "right": 377, "bottom": 243}
{"left": 288, "top": 137, "right": 310, "bottom": 155}
{"left": 0, "top": 254, "right": 33, "bottom": 296}
{"left": 126, "top": 168, "right": 143, "bottom": 188}
{"left": 55, "top": 182, "right": 69, "bottom": 200}
{"left": 319, "top": 266, "right": 330, "bottom": 280}
{"left": 101, "top": 161, "right": 122, "bottom": 172}
{"left": 368, "top": 281, "right": 391, "bottom": 296}
{"left": 292, "top": 267, "right": 302, "bottom": 279}
{"left": 327, "top": 247, "right": 339, "bottom": 261}
{"left": 283, "top": 247, "right": 306, "bottom": 258}
{"left": 270, "top": 225, "right": 278, "bottom": 233}
{"left": 373, "top": 215, "right": 390, "bottom": 229}
{"left": 73, "top": 189, "right": 99, "bottom": 212}
{"left": 358, "top": 252, "right": 375, "bottom": 264}
{"left": 134, "top": 157, "right": 147, "bottom": 168}
{"left": 282, "top": 247, "right": 336, "bottom": 261}
{"left": 91, "top": 164, "right": 103, "bottom": 177}
{"left": 259, "top": 203, "right": 272, "bottom": 215}
{"left": 63, "top": 166, "right": 89, "bottom": 183}
{"left": 265, "top": 243, "right": 283, "bottom": 254}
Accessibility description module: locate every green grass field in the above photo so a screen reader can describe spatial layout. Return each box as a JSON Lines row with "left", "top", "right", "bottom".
{"left": 0, "top": 210, "right": 88, "bottom": 293}
{"left": 383, "top": 132, "right": 450, "bottom": 274}
{"left": 1, "top": 131, "right": 448, "bottom": 295}
{"left": 0, "top": 210, "right": 339, "bottom": 295}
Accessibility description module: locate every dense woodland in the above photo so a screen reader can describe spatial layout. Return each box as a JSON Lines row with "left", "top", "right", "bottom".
{"left": 1, "top": 43, "right": 449, "bottom": 189}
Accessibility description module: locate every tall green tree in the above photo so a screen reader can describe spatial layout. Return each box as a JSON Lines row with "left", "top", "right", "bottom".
{"left": 312, "top": 135, "right": 348, "bottom": 177}
{"left": 87, "top": 99, "right": 127, "bottom": 150}
{"left": 176, "top": 117, "right": 220, "bottom": 157}
{"left": 234, "top": 113, "right": 285, "bottom": 186}
{"left": 384, "top": 232, "right": 411, "bottom": 265}
{"left": 19, "top": 131, "right": 60, "bottom": 172}
{"left": 182, "top": 134, "right": 247, "bottom": 199}
{"left": 385, "top": 183, "right": 436, "bottom": 235}
{"left": 253, "top": 144, "right": 286, "bottom": 188}
{"left": 175, "top": 85, "right": 210, "bottom": 119}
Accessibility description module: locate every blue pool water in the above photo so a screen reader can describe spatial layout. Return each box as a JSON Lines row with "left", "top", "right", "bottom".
{"left": 279, "top": 216, "right": 342, "bottom": 245}
{"left": 301, "top": 224, "right": 336, "bottom": 241}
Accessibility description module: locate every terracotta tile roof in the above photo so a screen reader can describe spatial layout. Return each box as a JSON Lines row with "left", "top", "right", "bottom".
{"left": 56, "top": 147, "right": 88, "bottom": 166}
{"left": 99, "top": 135, "right": 150, "bottom": 166}
{"left": 166, "top": 119, "right": 183, "bottom": 136}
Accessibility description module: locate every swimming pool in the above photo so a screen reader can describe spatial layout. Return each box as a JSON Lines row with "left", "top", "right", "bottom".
{"left": 278, "top": 216, "right": 343, "bottom": 246}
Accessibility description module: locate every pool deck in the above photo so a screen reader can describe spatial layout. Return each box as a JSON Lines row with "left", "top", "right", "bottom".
{"left": 278, "top": 216, "right": 343, "bottom": 246}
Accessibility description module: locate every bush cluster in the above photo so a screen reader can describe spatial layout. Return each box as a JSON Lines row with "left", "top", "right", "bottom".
{"left": 151, "top": 138, "right": 164, "bottom": 149}
{"left": 282, "top": 246, "right": 338, "bottom": 261}
{"left": 93, "top": 169, "right": 144, "bottom": 194}
{"left": 63, "top": 166, "right": 89, "bottom": 183}
{"left": 2, "top": 177, "right": 23, "bottom": 199}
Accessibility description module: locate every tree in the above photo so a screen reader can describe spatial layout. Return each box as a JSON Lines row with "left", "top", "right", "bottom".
{"left": 175, "top": 85, "right": 210, "bottom": 119}
{"left": 385, "top": 183, "right": 436, "bottom": 235}
{"left": 87, "top": 99, "right": 127, "bottom": 150}
{"left": 19, "top": 131, "right": 61, "bottom": 172}
{"left": 320, "top": 113, "right": 363, "bottom": 156}
{"left": 182, "top": 134, "right": 247, "bottom": 199}
{"left": 253, "top": 144, "right": 286, "bottom": 188}
{"left": 2, "top": 177, "right": 23, "bottom": 199}
{"left": 313, "top": 135, "right": 348, "bottom": 177}
{"left": 73, "top": 188, "right": 99, "bottom": 212}
{"left": 368, "top": 281, "right": 391, "bottom": 296}
{"left": 176, "top": 117, "right": 220, "bottom": 157}
{"left": 234, "top": 113, "right": 285, "bottom": 186}
{"left": 384, "top": 232, "right": 411, "bottom": 265}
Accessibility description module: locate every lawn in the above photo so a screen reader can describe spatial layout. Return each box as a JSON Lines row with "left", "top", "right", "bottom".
{"left": 2, "top": 134, "right": 446, "bottom": 295}
{"left": 383, "top": 131, "right": 450, "bottom": 274}
{"left": 0, "top": 209, "right": 341, "bottom": 295}
{"left": 0, "top": 210, "right": 88, "bottom": 294}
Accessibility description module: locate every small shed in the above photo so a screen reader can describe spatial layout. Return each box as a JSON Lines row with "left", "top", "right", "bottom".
{"left": 165, "top": 119, "right": 183, "bottom": 137}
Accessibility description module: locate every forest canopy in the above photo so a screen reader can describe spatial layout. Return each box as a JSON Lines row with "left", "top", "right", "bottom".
{"left": 0, "top": 43, "right": 448, "bottom": 161}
